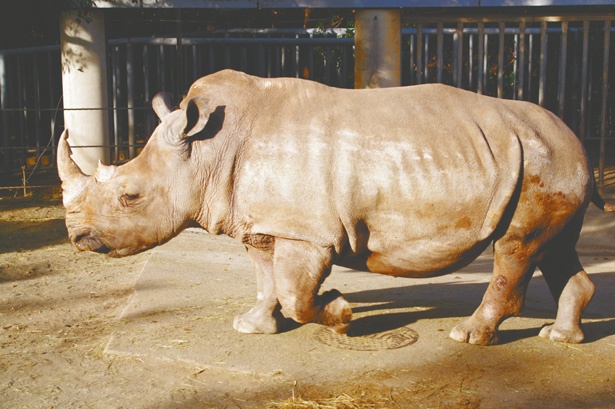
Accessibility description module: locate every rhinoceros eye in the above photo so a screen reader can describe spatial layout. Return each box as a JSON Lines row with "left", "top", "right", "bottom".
{"left": 119, "top": 193, "right": 140, "bottom": 207}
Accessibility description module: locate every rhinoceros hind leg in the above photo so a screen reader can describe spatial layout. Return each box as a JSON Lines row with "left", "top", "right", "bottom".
{"left": 450, "top": 235, "right": 538, "bottom": 346}
{"left": 538, "top": 239, "right": 594, "bottom": 344}
{"left": 273, "top": 238, "right": 352, "bottom": 332}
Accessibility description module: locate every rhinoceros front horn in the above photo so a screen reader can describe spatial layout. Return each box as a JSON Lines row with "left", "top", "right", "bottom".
{"left": 57, "top": 129, "right": 89, "bottom": 204}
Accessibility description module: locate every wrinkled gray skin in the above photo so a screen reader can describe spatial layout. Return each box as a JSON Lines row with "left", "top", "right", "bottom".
{"left": 59, "top": 69, "right": 612, "bottom": 346}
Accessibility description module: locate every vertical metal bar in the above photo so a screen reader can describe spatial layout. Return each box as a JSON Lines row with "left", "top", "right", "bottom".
{"left": 16, "top": 55, "right": 26, "bottom": 167}
{"left": 240, "top": 45, "right": 248, "bottom": 72}
{"left": 281, "top": 45, "right": 286, "bottom": 76}
{"left": 409, "top": 33, "right": 415, "bottom": 85}
{"left": 539, "top": 21, "right": 548, "bottom": 107}
{"left": 468, "top": 30, "right": 474, "bottom": 89}
{"left": 498, "top": 22, "right": 505, "bottom": 99}
{"left": 295, "top": 33, "right": 300, "bottom": 78}
{"left": 192, "top": 45, "right": 198, "bottom": 78}
{"left": 513, "top": 33, "right": 518, "bottom": 100}
{"left": 159, "top": 45, "right": 166, "bottom": 94}
{"left": 224, "top": 34, "right": 231, "bottom": 69}
{"left": 416, "top": 24, "right": 423, "bottom": 85}
{"left": 325, "top": 46, "right": 331, "bottom": 85}
{"left": 456, "top": 22, "right": 463, "bottom": 88}
{"left": 126, "top": 42, "right": 135, "bottom": 159}
{"left": 484, "top": 30, "right": 489, "bottom": 94}
{"left": 112, "top": 45, "right": 120, "bottom": 163}
{"left": 33, "top": 54, "right": 41, "bottom": 154}
{"left": 0, "top": 52, "right": 10, "bottom": 173}
{"left": 208, "top": 46, "right": 215, "bottom": 74}
{"left": 48, "top": 52, "right": 57, "bottom": 165}
{"left": 176, "top": 9, "right": 184, "bottom": 97}
{"left": 143, "top": 46, "right": 150, "bottom": 103}
{"left": 528, "top": 33, "right": 534, "bottom": 100}
{"left": 437, "top": 22, "right": 443, "bottom": 83}
{"left": 518, "top": 21, "right": 526, "bottom": 100}
{"left": 424, "top": 31, "right": 430, "bottom": 81}
{"left": 477, "top": 22, "right": 484, "bottom": 94}
{"left": 273, "top": 45, "right": 280, "bottom": 77}
{"left": 453, "top": 25, "right": 458, "bottom": 85}
{"left": 266, "top": 34, "right": 272, "bottom": 78}
{"left": 341, "top": 46, "right": 349, "bottom": 88}
{"left": 257, "top": 43, "right": 266, "bottom": 78}
{"left": 598, "top": 20, "right": 611, "bottom": 193}
{"left": 143, "top": 45, "right": 155, "bottom": 140}
{"left": 558, "top": 21, "right": 568, "bottom": 119}
{"left": 580, "top": 20, "right": 590, "bottom": 141}
{"left": 308, "top": 41, "right": 314, "bottom": 81}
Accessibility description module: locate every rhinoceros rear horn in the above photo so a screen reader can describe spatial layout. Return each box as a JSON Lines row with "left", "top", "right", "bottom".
{"left": 57, "top": 130, "right": 89, "bottom": 203}
{"left": 182, "top": 97, "right": 210, "bottom": 138}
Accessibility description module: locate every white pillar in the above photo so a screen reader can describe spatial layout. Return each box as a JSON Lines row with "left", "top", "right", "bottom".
{"left": 354, "top": 9, "right": 401, "bottom": 89}
{"left": 60, "top": 9, "right": 110, "bottom": 174}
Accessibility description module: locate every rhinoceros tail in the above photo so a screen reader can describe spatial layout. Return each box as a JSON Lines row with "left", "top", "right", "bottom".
{"left": 591, "top": 187, "right": 615, "bottom": 212}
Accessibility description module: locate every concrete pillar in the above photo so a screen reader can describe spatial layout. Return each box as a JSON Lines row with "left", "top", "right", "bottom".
{"left": 354, "top": 9, "right": 401, "bottom": 89}
{"left": 60, "top": 9, "right": 110, "bottom": 174}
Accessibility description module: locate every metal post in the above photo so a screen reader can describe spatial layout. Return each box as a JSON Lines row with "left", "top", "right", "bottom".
{"left": 477, "top": 23, "right": 484, "bottom": 94}
{"left": 111, "top": 45, "right": 119, "bottom": 163}
{"left": 468, "top": 30, "right": 474, "bottom": 89}
{"left": 455, "top": 22, "right": 463, "bottom": 88}
{"left": 580, "top": 21, "right": 589, "bottom": 141}
{"left": 539, "top": 21, "right": 548, "bottom": 107}
{"left": 416, "top": 24, "right": 423, "bottom": 85}
{"left": 599, "top": 20, "right": 611, "bottom": 194}
{"left": 558, "top": 21, "right": 568, "bottom": 119}
{"left": 518, "top": 21, "right": 526, "bottom": 100}
{"left": 498, "top": 22, "right": 505, "bottom": 99}
{"left": 127, "top": 42, "right": 136, "bottom": 159}
{"left": 60, "top": 9, "right": 110, "bottom": 174}
{"left": 0, "top": 52, "right": 10, "bottom": 173}
{"left": 528, "top": 33, "right": 534, "bottom": 100}
{"left": 437, "top": 22, "right": 443, "bottom": 83}
{"left": 354, "top": 9, "right": 401, "bottom": 89}
{"left": 176, "top": 9, "right": 184, "bottom": 98}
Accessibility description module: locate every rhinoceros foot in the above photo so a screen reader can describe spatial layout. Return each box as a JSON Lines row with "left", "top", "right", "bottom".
{"left": 449, "top": 319, "right": 499, "bottom": 346}
{"left": 233, "top": 306, "right": 285, "bottom": 334}
{"left": 314, "top": 289, "right": 352, "bottom": 330}
{"left": 538, "top": 324, "right": 584, "bottom": 344}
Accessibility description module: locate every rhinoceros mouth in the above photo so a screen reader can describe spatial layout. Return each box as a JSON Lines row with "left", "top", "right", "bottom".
{"left": 74, "top": 232, "right": 111, "bottom": 254}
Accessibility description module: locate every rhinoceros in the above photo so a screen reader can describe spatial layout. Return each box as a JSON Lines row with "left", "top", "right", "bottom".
{"left": 58, "top": 69, "right": 613, "bottom": 346}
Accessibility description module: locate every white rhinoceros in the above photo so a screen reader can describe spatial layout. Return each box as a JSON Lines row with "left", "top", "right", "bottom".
{"left": 58, "top": 69, "right": 613, "bottom": 346}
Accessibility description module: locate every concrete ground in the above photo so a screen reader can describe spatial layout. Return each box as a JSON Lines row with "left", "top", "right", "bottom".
{"left": 102, "top": 203, "right": 615, "bottom": 408}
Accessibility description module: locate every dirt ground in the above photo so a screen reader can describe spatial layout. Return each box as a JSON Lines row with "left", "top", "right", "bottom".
{"left": 1, "top": 196, "right": 614, "bottom": 409}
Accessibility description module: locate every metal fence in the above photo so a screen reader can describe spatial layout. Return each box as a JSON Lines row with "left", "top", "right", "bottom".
{"left": 0, "top": 15, "right": 614, "bottom": 191}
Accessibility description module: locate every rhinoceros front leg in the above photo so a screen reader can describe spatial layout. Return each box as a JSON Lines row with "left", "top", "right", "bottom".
{"left": 273, "top": 238, "right": 352, "bottom": 333}
{"left": 233, "top": 244, "right": 284, "bottom": 334}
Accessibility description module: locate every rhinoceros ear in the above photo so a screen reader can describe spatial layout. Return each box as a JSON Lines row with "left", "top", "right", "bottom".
{"left": 152, "top": 92, "right": 173, "bottom": 120}
{"left": 182, "top": 97, "right": 210, "bottom": 138}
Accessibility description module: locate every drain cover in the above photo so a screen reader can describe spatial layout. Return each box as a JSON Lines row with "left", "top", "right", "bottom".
{"left": 313, "top": 325, "right": 419, "bottom": 351}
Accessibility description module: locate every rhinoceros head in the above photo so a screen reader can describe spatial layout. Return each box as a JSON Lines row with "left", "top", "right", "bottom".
{"left": 58, "top": 93, "right": 211, "bottom": 257}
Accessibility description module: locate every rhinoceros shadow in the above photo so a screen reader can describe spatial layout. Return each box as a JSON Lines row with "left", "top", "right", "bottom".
{"left": 339, "top": 269, "right": 615, "bottom": 345}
